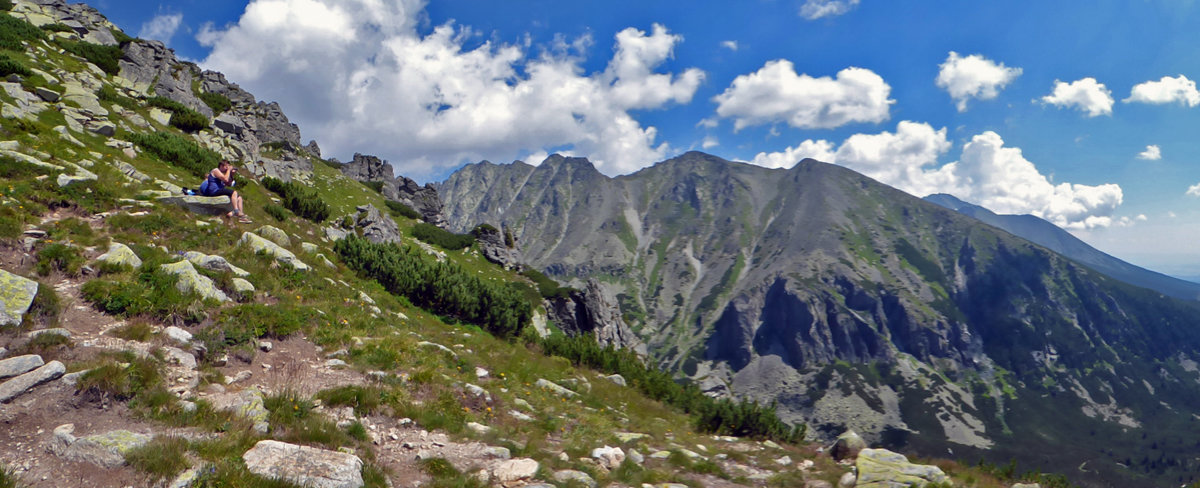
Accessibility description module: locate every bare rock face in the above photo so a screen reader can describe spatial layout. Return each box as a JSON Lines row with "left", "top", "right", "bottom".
{"left": 339, "top": 153, "right": 448, "bottom": 227}
{"left": 9, "top": 0, "right": 120, "bottom": 45}
{"left": 471, "top": 224, "right": 521, "bottom": 271}
{"left": 118, "top": 41, "right": 212, "bottom": 117}
{"left": 354, "top": 204, "right": 403, "bottom": 245}
{"left": 242, "top": 440, "right": 364, "bottom": 488}
{"left": 545, "top": 279, "right": 645, "bottom": 355}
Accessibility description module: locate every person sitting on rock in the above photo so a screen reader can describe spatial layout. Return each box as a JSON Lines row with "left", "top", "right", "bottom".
{"left": 201, "top": 160, "right": 251, "bottom": 223}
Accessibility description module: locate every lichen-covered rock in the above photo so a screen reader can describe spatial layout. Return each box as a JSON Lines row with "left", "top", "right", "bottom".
{"left": 553, "top": 470, "right": 596, "bottom": 488}
{"left": 0, "top": 354, "right": 43, "bottom": 380}
{"left": 256, "top": 225, "right": 291, "bottom": 247}
{"left": 832, "top": 430, "right": 867, "bottom": 461}
{"left": 50, "top": 424, "right": 151, "bottom": 468}
{"left": 0, "top": 360, "right": 65, "bottom": 402}
{"left": 489, "top": 458, "right": 539, "bottom": 483}
{"left": 590, "top": 446, "right": 625, "bottom": 469}
{"left": 0, "top": 269, "right": 39, "bottom": 327}
{"left": 210, "top": 387, "right": 270, "bottom": 434}
{"left": 535, "top": 378, "right": 577, "bottom": 398}
{"left": 855, "top": 448, "right": 949, "bottom": 488}
{"left": 240, "top": 232, "right": 310, "bottom": 271}
{"left": 232, "top": 278, "right": 255, "bottom": 298}
{"left": 242, "top": 440, "right": 364, "bottom": 488}
{"left": 160, "top": 260, "right": 229, "bottom": 302}
{"left": 96, "top": 242, "right": 142, "bottom": 270}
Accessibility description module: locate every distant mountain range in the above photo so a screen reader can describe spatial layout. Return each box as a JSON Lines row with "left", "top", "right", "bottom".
{"left": 923, "top": 193, "right": 1200, "bottom": 301}
{"left": 440, "top": 153, "right": 1200, "bottom": 486}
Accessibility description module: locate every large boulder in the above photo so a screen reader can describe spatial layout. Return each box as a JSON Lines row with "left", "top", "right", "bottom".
{"left": 240, "top": 232, "right": 310, "bottom": 271}
{"left": 854, "top": 448, "right": 950, "bottom": 488}
{"left": 0, "top": 269, "right": 40, "bottom": 327}
{"left": 183, "top": 251, "right": 249, "bottom": 277}
{"left": 160, "top": 260, "right": 229, "bottom": 302}
{"left": 157, "top": 194, "right": 233, "bottom": 216}
{"left": 0, "top": 355, "right": 44, "bottom": 380}
{"left": 395, "top": 175, "right": 448, "bottom": 228}
{"left": 242, "top": 440, "right": 364, "bottom": 488}
{"left": 354, "top": 204, "right": 402, "bottom": 245}
{"left": 49, "top": 424, "right": 151, "bottom": 469}
{"left": 471, "top": 224, "right": 521, "bottom": 270}
{"left": 256, "top": 225, "right": 291, "bottom": 247}
{"left": 545, "top": 279, "right": 645, "bottom": 355}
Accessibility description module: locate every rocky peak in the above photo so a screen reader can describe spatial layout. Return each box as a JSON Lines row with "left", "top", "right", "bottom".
{"left": 10, "top": 0, "right": 119, "bottom": 45}
{"left": 341, "top": 153, "right": 395, "bottom": 182}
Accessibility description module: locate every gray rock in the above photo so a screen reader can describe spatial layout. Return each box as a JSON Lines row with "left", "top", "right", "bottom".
{"left": 184, "top": 251, "right": 249, "bottom": 276}
{"left": 604, "top": 374, "right": 627, "bottom": 387}
{"left": 118, "top": 40, "right": 211, "bottom": 116}
{"left": 471, "top": 223, "right": 521, "bottom": 271}
{"left": 354, "top": 204, "right": 402, "bottom": 245}
{"left": 466, "top": 422, "right": 491, "bottom": 435}
{"left": 96, "top": 242, "right": 142, "bottom": 269}
{"left": 545, "top": 279, "right": 644, "bottom": 355}
{"left": 0, "top": 360, "right": 65, "bottom": 402}
{"left": 258, "top": 341, "right": 273, "bottom": 352}
{"left": 157, "top": 194, "right": 234, "bottom": 216}
{"left": 170, "top": 467, "right": 200, "bottom": 488}
{"left": 0, "top": 268, "right": 40, "bottom": 326}
{"left": 56, "top": 166, "right": 98, "bottom": 188}
{"left": 232, "top": 278, "right": 256, "bottom": 298}
{"left": 242, "top": 440, "right": 364, "bottom": 488}
{"left": 627, "top": 448, "right": 644, "bottom": 465}
{"left": 61, "top": 369, "right": 89, "bottom": 386}
{"left": 0, "top": 355, "right": 44, "bottom": 380}
{"left": 535, "top": 378, "right": 578, "bottom": 398}
{"left": 160, "top": 260, "right": 229, "bottom": 302}
{"left": 838, "top": 472, "right": 856, "bottom": 488}
{"left": 832, "top": 430, "right": 867, "bottom": 461}
{"left": 256, "top": 225, "right": 291, "bottom": 247}
{"left": 210, "top": 387, "right": 270, "bottom": 434}
{"left": 805, "top": 481, "right": 834, "bottom": 488}
{"left": 214, "top": 113, "right": 246, "bottom": 135}
{"left": 324, "top": 359, "right": 347, "bottom": 368}
{"left": 464, "top": 383, "right": 491, "bottom": 402}
{"left": 591, "top": 446, "right": 625, "bottom": 469}
{"left": 301, "top": 242, "right": 319, "bottom": 254}
{"left": 55, "top": 425, "right": 151, "bottom": 468}
{"left": 34, "top": 87, "right": 60, "bottom": 102}
{"left": 855, "top": 448, "right": 949, "bottom": 488}
{"left": 553, "top": 470, "right": 597, "bottom": 488}
{"left": 489, "top": 458, "right": 538, "bottom": 484}
{"left": 27, "top": 328, "right": 71, "bottom": 340}
{"left": 112, "top": 161, "right": 152, "bottom": 182}
{"left": 87, "top": 120, "right": 116, "bottom": 137}
{"left": 324, "top": 226, "right": 349, "bottom": 242}
{"left": 240, "top": 232, "right": 310, "bottom": 271}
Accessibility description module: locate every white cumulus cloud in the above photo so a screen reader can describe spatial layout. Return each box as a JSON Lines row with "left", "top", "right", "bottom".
{"left": 1137, "top": 144, "right": 1161, "bottom": 160}
{"left": 139, "top": 13, "right": 183, "bottom": 42}
{"left": 198, "top": 0, "right": 704, "bottom": 179}
{"left": 800, "top": 0, "right": 861, "bottom": 20}
{"left": 721, "top": 40, "right": 738, "bottom": 51}
{"left": 1187, "top": 183, "right": 1200, "bottom": 197}
{"left": 713, "top": 60, "right": 893, "bottom": 131}
{"left": 1040, "top": 78, "right": 1114, "bottom": 117}
{"left": 935, "top": 52, "right": 1022, "bottom": 112}
{"left": 746, "top": 123, "right": 1123, "bottom": 229}
{"left": 701, "top": 136, "right": 719, "bottom": 149}
{"left": 1124, "top": 75, "right": 1200, "bottom": 107}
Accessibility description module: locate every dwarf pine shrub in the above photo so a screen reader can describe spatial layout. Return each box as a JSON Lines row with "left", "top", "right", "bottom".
{"left": 126, "top": 132, "right": 220, "bottom": 177}
{"left": 410, "top": 222, "right": 474, "bottom": 250}
{"left": 262, "top": 177, "right": 330, "bottom": 223}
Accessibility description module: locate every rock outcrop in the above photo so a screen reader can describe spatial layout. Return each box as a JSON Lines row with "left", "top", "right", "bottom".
{"left": 8, "top": 0, "right": 120, "bottom": 45}
{"left": 96, "top": 242, "right": 142, "bottom": 269}
{"left": 339, "top": 153, "right": 448, "bottom": 227}
{"left": 545, "top": 279, "right": 645, "bottom": 354}
{"left": 49, "top": 424, "right": 151, "bottom": 469}
{"left": 353, "top": 204, "right": 402, "bottom": 245}
{"left": 242, "top": 440, "right": 364, "bottom": 488}
{"left": 240, "top": 232, "right": 310, "bottom": 271}
{"left": 471, "top": 224, "right": 521, "bottom": 271}
{"left": 854, "top": 448, "right": 949, "bottom": 488}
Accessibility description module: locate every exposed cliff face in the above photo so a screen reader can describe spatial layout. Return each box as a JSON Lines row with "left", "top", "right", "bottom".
{"left": 340, "top": 153, "right": 448, "bottom": 227}
{"left": 471, "top": 224, "right": 522, "bottom": 271}
{"left": 439, "top": 151, "right": 1200, "bottom": 485}
{"left": 545, "top": 279, "right": 647, "bottom": 355}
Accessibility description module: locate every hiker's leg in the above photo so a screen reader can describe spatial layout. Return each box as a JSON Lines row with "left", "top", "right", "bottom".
{"left": 232, "top": 191, "right": 243, "bottom": 214}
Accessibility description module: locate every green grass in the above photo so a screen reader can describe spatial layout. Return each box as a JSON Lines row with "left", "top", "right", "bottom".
{"left": 385, "top": 200, "right": 422, "bottom": 220}
{"left": 0, "top": 52, "right": 30, "bottom": 77}
{"left": 126, "top": 131, "right": 221, "bottom": 177}
{"left": 411, "top": 222, "right": 474, "bottom": 251}
{"left": 0, "top": 13, "right": 46, "bottom": 51}
{"left": 199, "top": 91, "right": 231, "bottom": 115}
{"left": 124, "top": 436, "right": 190, "bottom": 481}
{"left": 263, "top": 203, "right": 289, "bottom": 222}
{"left": 263, "top": 177, "right": 330, "bottom": 223}
{"left": 75, "top": 352, "right": 162, "bottom": 401}
{"left": 22, "top": 282, "right": 60, "bottom": 328}
{"left": 40, "top": 23, "right": 73, "bottom": 33}
{"left": 0, "top": 464, "right": 25, "bottom": 488}
{"left": 35, "top": 242, "right": 84, "bottom": 276}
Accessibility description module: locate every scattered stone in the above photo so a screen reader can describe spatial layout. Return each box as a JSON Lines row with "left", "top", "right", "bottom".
{"left": 34, "top": 87, "right": 59, "bottom": 102}
{"left": 649, "top": 450, "right": 671, "bottom": 459}
{"left": 0, "top": 269, "right": 39, "bottom": 326}
{"left": 508, "top": 410, "right": 534, "bottom": 422}
{"left": 258, "top": 341, "right": 273, "bottom": 352}
{"left": 225, "top": 371, "right": 253, "bottom": 384}
{"left": 162, "top": 346, "right": 197, "bottom": 370}
{"left": 678, "top": 448, "right": 701, "bottom": 459}
{"left": 489, "top": 458, "right": 538, "bottom": 483}
{"left": 805, "top": 481, "right": 834, "bottom": 488}
{"left": 628, "top": 449, "right": 644, "bottom": 465}
{"left": 604, "top": 373, "right": 627, "bottom": 387}
{"left": 464, "top": 383, "right": 491, "bottom": 402}
{"left": 774, "top": 455, "right": 793, "bottom": 466}
{"left": 466, "top": 422, "right": 492, "bottom": 435}
{"left": 417, "top": 341, "right": 457, "bottom": 358}
{"left": 762, "top": 439, "right": 782, "bottom": 450}
{"left": 301, "top": 242, "right": 319, "bottom": 254}
{"left": 242, "top": 440, "right": 364, "bottom": 488}
{"left": 184, "top": 251, "right": 250, "bottom": 276}
{"left": 160, "top": 260, "right": 229, "bottom": 302}
{"left": 838, "top": 471, "right": 856, "bottom": 487}
{"left": 855, "top": 448, "right": 949, "bottom": 488}
{"left": 164, "top": 326, "right": 193, "bottom": 344}
{"left": 0, "top": 355, "right": 44, "bottom": 380}
{"left": 325, "top": 359, "right": 347, "bottom": 368}
{"left": 554, "top": 470, "right": 597, "bottom": 488}
{"left": 475, "top": 367, "right": 489, "bottom": 379}
{"left": 0, "top": 347, "right": 8, "bottom": 358}
{"left": 256, "top": 225, "right": 291, "bottom": 247}
{"left": 535, "top": 378, "right": 578, "bottom": 397}
{"left": 240, "top": 232, "right": 310, "bottom": 271}
{"left": 832, "top": 430, "right": 867, "bottom": 461}
{"left": 483, "top": 446, "right": 511, "bottom": 459}
{"left": 169, "top": 467, "right": 200, "bottom": 488}
{"left": 60, "top": 369, "right": 89, "bottom": 386}
{"left": 96, "top": 242, "right": 142, "bottom": 269}
{"left": 232, "top": 278, "right": 256, "bottom": 298}
{"left": 1011, "top": 484, "right": 1041, "bottom": 488}
{"left": 615, "top": 432, "right": 648, "bottom": 443}
{"left": 591, "top": 445, "right": 625, "bottom": 469}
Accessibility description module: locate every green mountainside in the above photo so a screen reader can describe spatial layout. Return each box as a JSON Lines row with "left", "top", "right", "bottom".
{"left": 439, "top": 151, "right": 1200, "bottom": 487}
{"left": 0, "top": 1, "right": 1057, "bottom": 487}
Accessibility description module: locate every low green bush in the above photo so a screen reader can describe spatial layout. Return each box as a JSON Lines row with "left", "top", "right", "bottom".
{"left": 58, "top": 40, "right": 121, "bottom": 75}
{"left": 384, "top": 200, "right": 421, "bottom": 220}
{"left": 0, "top": 0, "right": 13, "bottom": 11}
{"left": 263, "top": 177, "right": 330, "bottom": 223}
{"left": 316, "top": 385, "right": 388, "bottom": 416}
{"left": 23, "top": 282, "right": 60, "bottom": 327}
{"left": 0, "top": 13, "right": 45, "bottom": 50}
{"left": 125, "top": 436, "right": 190, "bottom": 482}
{"left": 335, "top": 234, "right": 531, "bottom": 339}
{"left": 410, "top": 222, "right": 474, "bottom": 251}
{"left": 198, "top": 91, "right": 232, "bottom": 115}
{"left": 0, "top": 53, "right": 31, "bottom": 78}
{"left": 169, "top": 108, "right": 209, "bottom": 132}
{"left": 127, "top": 132, "right": 221, "bottom": 177}
{"left": 110, "top": 28, "right": 133, "bottom": 44}
{"left": 263, "top": 203, "right": 289, "bottom": 222}
{"left": 80, "top": 268, "right": 204, "bottom": 321}
{"left": 195, "top": 304, "right": 315, "bottom": 356}
{"left": 362, "top": 181, "right": 384, "bottom": 193}
{"left": 520, "top": 268, "right": 575, "bottom": 299}
{"left": 36, "top": 243, "right": 84, "bottom": 277}
{"left": 40, "top": 23, "right": 73, "bottom": 33}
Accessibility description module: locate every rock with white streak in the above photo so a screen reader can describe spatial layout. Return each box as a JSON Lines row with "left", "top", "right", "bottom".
{"left": 242, "top": 440, "right": 364, "bottom": 488}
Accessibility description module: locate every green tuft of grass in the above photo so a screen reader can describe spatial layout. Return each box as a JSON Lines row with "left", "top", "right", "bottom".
{"left": 191, "top": 459, "right": 303, "bottom": 488}
{"left": 109, "top": 320, "right": 154, "bottom": 342}
{"left": 0, "top": 52, "right": 31, "bottom": 78}
{"left": 57, "top": 40, "right": 122, "bottom": 75}
{"left": 35, "top": 243, "right": 84, "bottom": 277}
{"left": 316, "top": 385, "right": 388, "bottom": 416}
{"left": 124, "top": 436, "right": 190, "bottom": 481}
{"left": 23, "top": 282, "right": 60, "bottom": 328}
{"left": 75, "top": 352, "right": 162, "bottom": 401}
{"left": 0, "top": 464, "right": 26, "bottom": 488}
{"left": 263, "top": 203, "right": 289, "bottom": 222}
{"left": 198, "top": 91, "right": 232, "bottom": 115}
{"left": 40, "top": 23, "right": 74, "bottom": 33}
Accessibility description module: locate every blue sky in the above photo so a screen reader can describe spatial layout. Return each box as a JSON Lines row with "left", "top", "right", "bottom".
{"left": 94, "top": 0, "right": 1200, "bottom": 276}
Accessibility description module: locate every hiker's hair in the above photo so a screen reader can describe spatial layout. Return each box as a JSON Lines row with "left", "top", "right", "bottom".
{"left": 219, "top": 160, "right": 231, "bottom": 168}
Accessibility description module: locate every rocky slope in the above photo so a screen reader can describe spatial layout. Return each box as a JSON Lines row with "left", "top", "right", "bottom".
{"left": 924, "top": 193, "right": 1200, "bottom": 301}
{"left": 440, "top": 151, "right": 1200, "bottom": 486}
